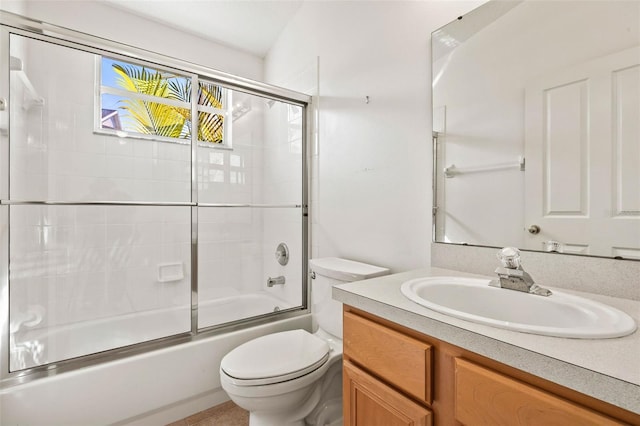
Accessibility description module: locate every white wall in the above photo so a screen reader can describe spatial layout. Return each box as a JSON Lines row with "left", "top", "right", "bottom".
{"left": 0, "top": 0, "right": 24, "bottom": 14}
{"left": 1, "top": 0, "right": 264, "bottom": 81}
{"left": 265, "top": 0, "right": 485, "bottom": 273}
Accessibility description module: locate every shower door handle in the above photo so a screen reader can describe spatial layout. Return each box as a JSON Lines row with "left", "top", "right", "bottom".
{"left": 0, "top": 98, "right": 7, "bottom": 135}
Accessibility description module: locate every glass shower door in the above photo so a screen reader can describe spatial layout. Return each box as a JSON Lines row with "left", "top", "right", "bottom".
{"left": 6, "top": 34, "right": 193, "bottom": 371}
{"left": 197, "top": 93, "right": 305, "bottom": 329}
{"left": 1, "top": 26, "right": 308, "bottom": 374}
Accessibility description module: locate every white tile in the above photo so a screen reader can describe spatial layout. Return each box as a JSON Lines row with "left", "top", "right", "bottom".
{"left": 106, "top": 224, "right": 136, "bottom": 247}
{"left": 68, "top": 247, "right": 107, "bottom": 273}
{"left": 153, "top": 180, "right": 190, "bottom": 202}
{"left": 161, "top": 223, "right": 191, "bottom": 245}
{"left": 74, "top": 224, "right": 106, "bottom": 249}
{"left": 135, "top": 207, "right": 164, "bottom": 225}
{"left": 133, "top": 140, "right": 155, "bottom": 158}
{"left": 10, "top": 173, "right": 47, "bottom": 200}
{"left": 51, "top": 207, "right": 76, "bottom": 228}
{"left": 159, "top": 142, "right": 190, "bottom": 161}
{"left": 42, "top": 248, "right": 71, "bottom": 276}
{"left": 106, "top": 155, "right": 133, "bottom": 180}
{"left": 105, "top": 136, "right": 134, "bottom": 157}
{"left": 135, "top": 223, "right": 164, "bottom": 245}
{"left": 76, "top": 206, "right": 107, "bottom": 225}
{"left": 159, "top": 242, "right": 190, "bottom": 265}
{"left": 132, "top": 157, "right": 153, "bottom": 180}
{"left": 162, "top": 207, "right": 190, "bottom": 224}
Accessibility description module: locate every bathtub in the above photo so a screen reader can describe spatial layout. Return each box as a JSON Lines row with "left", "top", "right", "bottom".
{"left": 1, "top": 293, "right": 310, "bottom": 426}
{"left": 10, "top": 291, "right": 293, "bottom": 371}
{"left": 199, "top": 292, "right": 293, "bottom": 329}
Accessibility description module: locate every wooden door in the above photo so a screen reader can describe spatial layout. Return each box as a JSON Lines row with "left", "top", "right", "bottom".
{"left": 343, "top": 361, "right": 432, "bottom": 426}
{"left": 524, "top": 47, "right": 640, "bottom": 258}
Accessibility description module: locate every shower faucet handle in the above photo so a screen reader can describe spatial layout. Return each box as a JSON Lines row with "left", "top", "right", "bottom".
{"left": 275, "top": 243, "right": 289, "bottom": 265}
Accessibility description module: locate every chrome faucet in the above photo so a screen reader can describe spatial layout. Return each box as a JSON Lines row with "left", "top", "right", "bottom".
{"left": 490, "top": 247, "right": 552, "bottom": 296}
{"left": 267, "top": 276, "right": 286, "bottom": 287}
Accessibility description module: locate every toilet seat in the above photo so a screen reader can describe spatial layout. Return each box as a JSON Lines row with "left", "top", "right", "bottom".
{"left": 220, "top": 329, "right": 330, "bottom": 386}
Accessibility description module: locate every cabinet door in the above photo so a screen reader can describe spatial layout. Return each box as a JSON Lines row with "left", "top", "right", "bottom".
{"left": 344, "top": 361, "right": 432, "bottom": 426}
{"left": 455, "top": 358, "right": 624, "bottom": 425}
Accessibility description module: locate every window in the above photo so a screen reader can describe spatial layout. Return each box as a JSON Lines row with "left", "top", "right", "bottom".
{"left": 196, "top": 80, "right": 229, "bottom": 145}
{"left": 97, "top": 56, "right": 231, "bottom": 147}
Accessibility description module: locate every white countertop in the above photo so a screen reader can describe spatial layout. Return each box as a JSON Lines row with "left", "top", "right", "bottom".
{"left": 332, "top": 266, "right": 640, "bottom": 414}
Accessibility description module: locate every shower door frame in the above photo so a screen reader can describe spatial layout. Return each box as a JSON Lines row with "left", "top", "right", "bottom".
{"left": 0, "top": 10, "right": 312, "bottom": 386}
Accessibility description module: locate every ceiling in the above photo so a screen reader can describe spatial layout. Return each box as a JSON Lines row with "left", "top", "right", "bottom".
{"left": 103, "top": 0, "right": 304, "bottom": 58}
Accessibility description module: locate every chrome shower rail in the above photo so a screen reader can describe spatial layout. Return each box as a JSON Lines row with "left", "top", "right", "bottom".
{"left": 0, "top": 200, "right": 196, "bottom": 206}
{"left": 197, "top": 203, "right": 304, "bottom": 208}
{"left": 0, "top": 11, "right": 310, "bottom": 106}
{"left": 1, "top": 200, "right": 303, "bottom": 208}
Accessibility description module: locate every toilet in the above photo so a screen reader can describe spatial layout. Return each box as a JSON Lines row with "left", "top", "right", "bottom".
{"left": 219, "top": 257, "right": 389, "bottom": 426}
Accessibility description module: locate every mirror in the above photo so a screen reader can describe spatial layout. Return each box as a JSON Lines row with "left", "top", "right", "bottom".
{"left": 432, "top": 0, "right": 639, "bottom": 260}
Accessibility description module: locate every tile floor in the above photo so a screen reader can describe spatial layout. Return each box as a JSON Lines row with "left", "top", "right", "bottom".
{"left": 167, "top": 401, "right": 248, "bottom": 426}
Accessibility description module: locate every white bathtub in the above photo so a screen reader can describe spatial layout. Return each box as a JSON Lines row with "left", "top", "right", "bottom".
{"left": 199, "top": 292, "right": 292, "bottom": 329}
{"left": 2, "top": 294, "right": 309, "bottom": 426}
{"left": 10, "top": 292, "right": 292, "bottom": 371}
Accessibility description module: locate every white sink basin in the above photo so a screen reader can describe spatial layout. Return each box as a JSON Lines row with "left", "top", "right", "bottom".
{"left": 401, "top": 277, "right": 636, "bottom": 339}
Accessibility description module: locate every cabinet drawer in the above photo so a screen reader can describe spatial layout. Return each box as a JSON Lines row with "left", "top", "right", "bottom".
{"left": 343, "top": 311, "right": 433, "bottom": 404}
{"left": 454, "top": 358, "right": 623, "bottom": 426}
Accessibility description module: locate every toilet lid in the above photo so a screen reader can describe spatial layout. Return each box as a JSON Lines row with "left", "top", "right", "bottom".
{"left": 221, "top": 329, "right": 330, "bottom": 385}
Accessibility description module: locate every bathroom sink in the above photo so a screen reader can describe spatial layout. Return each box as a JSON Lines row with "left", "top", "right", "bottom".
{"left": 400, "top": 277, "right": 637, "bottom": 339}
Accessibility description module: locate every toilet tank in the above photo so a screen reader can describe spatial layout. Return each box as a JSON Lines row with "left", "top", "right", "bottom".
{"left": 309, "top": 257, "right": 389, "bottom": 339}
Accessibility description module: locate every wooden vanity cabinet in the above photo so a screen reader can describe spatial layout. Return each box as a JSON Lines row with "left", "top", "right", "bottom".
{"left": 343, "top": 309, "right": 434, "bottom": 425}
{"left": 343, "top": 306, "right": 640, "bottom": 426}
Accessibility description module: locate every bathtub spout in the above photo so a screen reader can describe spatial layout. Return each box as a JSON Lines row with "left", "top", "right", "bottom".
{"left": 267, "top": 276, "right": 286, "bottom": 287}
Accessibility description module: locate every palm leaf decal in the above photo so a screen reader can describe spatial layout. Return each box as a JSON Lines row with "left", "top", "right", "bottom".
{"left": 111, "top": 62, "right": 225, "bottom": 144}
{"left": 198, "top": 82, "right": 224, "bottom": 144}
{"left": 113, "top": 64, "right": 189, "bottom": 139}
